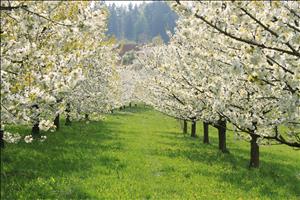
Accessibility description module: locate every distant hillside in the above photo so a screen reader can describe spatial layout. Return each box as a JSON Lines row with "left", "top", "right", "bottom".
{"left": 106, "top": 1, "right": 178, "bottom": 44}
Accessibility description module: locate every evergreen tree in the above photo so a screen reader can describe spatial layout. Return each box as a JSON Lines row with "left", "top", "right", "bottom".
{"left": 106, "top": 1, "right": 178, "bottom": 44}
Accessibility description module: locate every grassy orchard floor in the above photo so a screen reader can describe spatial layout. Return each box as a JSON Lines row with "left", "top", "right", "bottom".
{"left": 1, "top": 107, "right": 300, "bottom": 199}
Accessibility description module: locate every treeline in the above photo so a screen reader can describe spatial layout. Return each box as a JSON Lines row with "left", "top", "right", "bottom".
{"left": 106, "top": 1, "right": 178, "bottom": 43}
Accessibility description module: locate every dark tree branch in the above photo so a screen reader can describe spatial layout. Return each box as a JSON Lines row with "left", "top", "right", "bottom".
{"left": 266, "top": 55, "right": 295, "bottom": 75}
{"left": 194, "top": 13, "right": 300, "bottom": 58}
{"left": 240, "top": 8, "right": 278, "bottom": 37}
{"left": 286, "top": 23, "right": 300, "bottom": 33}
{"left": 21, "top": 7, "right": 73, "bottom": 27}
{"left": 284, "top": 5, "right": 300, "bottom": 19}
{"left": 0, "top": 5, "right": 27, "bottom": 11}
{"left": 171, "top": 93, "right": 185, "bottom": 106}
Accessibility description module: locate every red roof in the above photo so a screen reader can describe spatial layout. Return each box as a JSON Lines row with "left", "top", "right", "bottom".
{"left": 119, "top": 44, "right": 140, "bottom": 57}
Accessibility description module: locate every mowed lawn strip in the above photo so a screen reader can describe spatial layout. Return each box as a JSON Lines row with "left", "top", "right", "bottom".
{"left": 1, "top": 107, "right": 300, "bottom": 199}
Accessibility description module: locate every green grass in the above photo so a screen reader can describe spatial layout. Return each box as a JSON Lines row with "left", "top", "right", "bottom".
{"left": 1, "top": 107, "right": 300, "bottom": 199}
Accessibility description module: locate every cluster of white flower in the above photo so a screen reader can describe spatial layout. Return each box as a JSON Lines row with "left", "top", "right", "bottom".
{"left": 40, "top": 135, "right": 47, "bottom": 142}
{"left": 1, "top": 1, "right": 120, "bottom": 140}
{"left": 3, "top": 132, "right": 47, "bottom": 144}
{"left": 3, "top": 132, "right": 21, "bottom": 144}
{"left": 38, "top": 120, "right": 55, "bottom": 132}
{"left": 24, "top": 135, "right": 33, "bottom": 143}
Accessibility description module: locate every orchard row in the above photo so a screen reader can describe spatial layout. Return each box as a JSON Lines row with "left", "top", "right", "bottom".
{"left": 131, "top": 1, "right": 300, "bottom": 168}
{"left": 1, "top": 1, "right": 299, "bottom": 169}
{"left": 1, "top": 2, "right": 123, "bottom": 144}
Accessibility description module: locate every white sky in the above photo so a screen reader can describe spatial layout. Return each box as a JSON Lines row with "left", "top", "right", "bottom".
{"left": 105, "top": 1, "right": 152, "bottom": 7}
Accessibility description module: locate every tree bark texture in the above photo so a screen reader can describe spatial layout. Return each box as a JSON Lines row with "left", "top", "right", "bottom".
{"left": 203, "top": 122, "right": 209, "bottom": 144}
{"left": 191, "top": 120, "right": 196, "bottom": 137}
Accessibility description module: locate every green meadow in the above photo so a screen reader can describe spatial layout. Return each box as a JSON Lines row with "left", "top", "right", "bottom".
{"left": 1, "top": 107, "right": 300, "bottom": 199}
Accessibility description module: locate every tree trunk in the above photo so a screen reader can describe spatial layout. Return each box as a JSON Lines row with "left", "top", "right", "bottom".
{"left": 65, "top": 103, "right": 71, "bottom": 126}
{"left": 183, "top": 120, "right": 187, "bottom": 134}
{"left": 191, "top": 121, "right": 196, "bottom": 137}
{"left": 203, "top": 122, "right": 209, "bottom": 144}
{"left": 249, "top": 134, "right": 260, "bottom": 168}
{"left": 135, "top": 104, "right": 137, "bottom": 107}
{"left": 54, "top": 114, "right": 60, "bottom": 130}
{"left": 65, "top": 115, "right": 71, "bottom": 126}
{"left": 85, "top": 114, "right": 89, "bottom": 121}
{"left": 32, "top": 122, "right": 40, "bottom": 138}
{"left": 119, "top": 107, "right": 122, "bottom": 111}
{"left": 32, "top": 104, "right": 40, "bottom": 138}
{"left": 217, "top": 119, "right": 228, "bottom": 153}
{"left": 129, "top": 102, "right": 132, "bottom": 108}
{"left": 123, "top": 105, "right": 126, "bottom": 109}
{"left": 0, "top": 129, "right": 4, "bottom": 148}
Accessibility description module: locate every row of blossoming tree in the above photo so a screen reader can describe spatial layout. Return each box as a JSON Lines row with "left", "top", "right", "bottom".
{"left": 132, "top": 1, "right": 300, "bottom": 168}
{"left": 1, "top": 1, "right": 299, "bottom": 169}
{"left": 1, "top": 1, "right": 121, "bottom": 146}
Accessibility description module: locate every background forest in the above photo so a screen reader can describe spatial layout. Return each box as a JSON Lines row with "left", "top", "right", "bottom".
{"left": 106, "top": 1, "right": 178, "bottom": 43}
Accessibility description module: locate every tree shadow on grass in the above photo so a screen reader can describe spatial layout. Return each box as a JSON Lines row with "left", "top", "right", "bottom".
{"left": 1, "top": 120, "right": 126, "bottom": 199}
{"left": 150, "top": 131, "right": 300, "bottom": 199}
{"left": 111, "top": 106, "right": 153, "bottom": 116}
{"left": 122, "top": 106, "right": 152, "bottom": 112}
{"left": 156, "top": 131, "right": 298, "bottom": 161}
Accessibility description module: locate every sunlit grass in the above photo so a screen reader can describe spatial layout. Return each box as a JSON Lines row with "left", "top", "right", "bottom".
{"left": 1, "top": 107, "right": 300, "bottom": 199}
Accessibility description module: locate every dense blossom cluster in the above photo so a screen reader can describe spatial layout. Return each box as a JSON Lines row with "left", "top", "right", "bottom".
{"left": 1, "top": 1, "right": 120, "bottom": 142}
{"left": 3, "top": 131, "right": 21, "bottom": 144}
{"left": 133, "top": 1, "right": 300, "bottom": 166}
{"left": 172, "top": 1, "right": 300, "bottom": 146}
